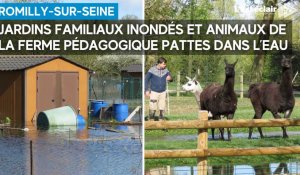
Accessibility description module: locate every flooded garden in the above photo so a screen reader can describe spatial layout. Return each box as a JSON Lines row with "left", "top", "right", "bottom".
{"left": 0, "top": 125, "right": 142, "bottom": 175}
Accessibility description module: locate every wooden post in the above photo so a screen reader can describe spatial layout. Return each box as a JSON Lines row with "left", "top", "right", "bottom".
{"left": 177, "top": 71, "right": 181, "bottom": 97}
{"left": 240, "top": 72, "right": 244, "bottom": 99}
{"left": 30, "top": 140, "right": 33, "bottom": 175}
{"left": 197, "top": 111, "right": 208, "bottom": 175}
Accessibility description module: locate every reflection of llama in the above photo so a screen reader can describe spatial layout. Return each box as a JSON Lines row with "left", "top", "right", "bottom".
{"left": 273, "top": 163, "right": 289, "bottom": 174}
{"left": 209, "top": 164, "right": 233, "bottom": 175}
{"left": 253, "top": 165, "right": 271, "bottom": 175}
{"left": 253, "top": 163, "right": 289, "bottom": 175}
{"left": 248, "top": 55, "right": 295, "bottom": 139}
{"left": 200, "top": 60, "right": 238, "bottom": 140}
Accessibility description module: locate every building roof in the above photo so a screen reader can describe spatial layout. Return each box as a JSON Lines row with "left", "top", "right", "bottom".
{"left": 0, "top": 55, "right": 90, "bottom": 71}
{"left": 121, "top": 64, "right": 142, "bottom": 73}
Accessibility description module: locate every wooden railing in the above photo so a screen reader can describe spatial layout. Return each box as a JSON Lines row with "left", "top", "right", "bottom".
{"left": 144, "top": 111, "right": 300, "bottom": 175}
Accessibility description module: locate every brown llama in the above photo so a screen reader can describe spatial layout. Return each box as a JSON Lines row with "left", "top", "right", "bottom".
{"left": 200, "top": 59, "right": 238, "bottom": 141}
{"left": 248, "top": 55, "right": 295, "bottom": 139}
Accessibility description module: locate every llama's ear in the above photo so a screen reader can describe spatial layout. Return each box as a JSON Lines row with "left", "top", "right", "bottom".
{"left": 283, "top": 55, "right": 286, "bottom": 59}
{"left": 194, "top": 80, "right": 198, "bottom": 85}
{"left": 233, "top": 59, "right": 238, "bottom": 67}
{"left": 192, "top": 75, "right": 197, "bottom": 81}
{"left": 186, "top": 76, "right": 191, "bottom": 81}
{"left": 224, "top": 59, "right": 228, "bottom": 65}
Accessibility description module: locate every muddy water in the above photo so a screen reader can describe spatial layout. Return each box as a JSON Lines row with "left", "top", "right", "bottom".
{"left": 0, "top": 125, "right": 142, "bottom": 175}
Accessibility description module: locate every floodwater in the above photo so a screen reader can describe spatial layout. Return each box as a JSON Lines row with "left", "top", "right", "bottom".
{"left": 0, "top": 125, "right": 142, "bottom": 175}
{"left": 146, "top": 162, "right": 300, "bottom": 175}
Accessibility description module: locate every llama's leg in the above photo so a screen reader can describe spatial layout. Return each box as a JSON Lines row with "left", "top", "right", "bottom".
{"left": 282, "top": 109, "right": 293, "bottom": 138}
{"left": 248, "top": 114, "right": 259, "bottom": 139}
{"left": 211, "top": 128, "right": 215, "bottom": 140}
{"left": 284, "top": 109, "right": 293, "bottom": 118}
{"left": 257, "top": 109, "right": 266, "bottom": 138}
{"left": 248, "top": 108, "right": 265, "bottom": 139}
{"left": 211, "top": 120, "right": 216, "bottom": 140}
{"left": 216, "top": 115, "right": 225, "bottom": 140}
{"left": 248, "top": 115, "right": 264, "bottom": 139}
{"left": 272, "top": 111, "right": 282, "bottom": 119}
{"left": 282, "top": 127, "right": 288, "bottom": 138}
{"left": 219, "top": 127, "right": 225, "bottom": 140}
{"left": 227, "top": 114, "right": 234, "bottom": 141}
{"left": 257, "top": 128, "right": 264, "bottom": 138}
{"left": 211, "top": 115, "right": 221, "bottom": 140}
{"left": 248, "top": 126, "right": 253, "bottom": 139}
{"left": 271, "top": 111, "right": 288, "bottom": 138}
{"left": 208, "top": 115, "right": 215, "bottom": 140}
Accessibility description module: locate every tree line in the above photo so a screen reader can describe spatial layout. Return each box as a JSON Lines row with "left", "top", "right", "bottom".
{"left": 145, "top": 0, "right": 300, "bottom": 85}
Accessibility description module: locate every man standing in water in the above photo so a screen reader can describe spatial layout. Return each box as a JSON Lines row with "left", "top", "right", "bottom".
{"left": 145, "top": 57, "right": 172, "bottom": 120}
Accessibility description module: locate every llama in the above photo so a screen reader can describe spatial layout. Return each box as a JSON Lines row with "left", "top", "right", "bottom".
{"left": 182, "top": 76, "right": 213, "bottom": 118}
{"left": 248, "top": 55, "right": 295, "bottom": 139}
{"left": 182, "top": 76, "right": 219, "bottom": 138}
{"left": 200, "top": 59, "right": 238, "bottom": 140}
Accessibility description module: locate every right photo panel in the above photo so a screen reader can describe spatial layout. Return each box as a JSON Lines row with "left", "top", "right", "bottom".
{"left": 144, "top": 0, "right": 300, "bottom": 174}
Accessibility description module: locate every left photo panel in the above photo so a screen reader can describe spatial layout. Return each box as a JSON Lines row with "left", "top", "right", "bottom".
{"left": 0, "top": 1, "right": 144, "bottom": 175}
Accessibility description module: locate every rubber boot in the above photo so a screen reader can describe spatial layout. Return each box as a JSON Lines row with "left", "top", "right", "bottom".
{"left": 159, "top": 110, "right": 165, "bottom": 121}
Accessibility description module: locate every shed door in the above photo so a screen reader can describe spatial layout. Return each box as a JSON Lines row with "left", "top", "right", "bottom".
{"left": 61, "top": 72, "right": 79, "bottom": 112}
{"left": 37, "top": 72, "right": 79, "bottom": 114}
{"left": 37, "top": 72, "right": 57, "bottom": 113}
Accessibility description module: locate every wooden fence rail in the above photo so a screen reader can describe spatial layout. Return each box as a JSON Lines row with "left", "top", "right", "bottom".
{"left": 145, "top": 146, "right": 300, "bottom": 159}
{"left": 145, "top": 111, "right": 300, "bottom": 175}
{"left": 145, "top": 118, "right": 300, "bottom": 129}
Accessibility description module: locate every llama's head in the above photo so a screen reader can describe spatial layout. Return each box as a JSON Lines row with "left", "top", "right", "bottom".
{"left": 224, "top": 59, "right": 238, "bottom": 77}
{"left": 281, "top": 55, "right": 295, "bottom": 68}
{"left": 182, "top": 76, "right": 202, "bottom": 93}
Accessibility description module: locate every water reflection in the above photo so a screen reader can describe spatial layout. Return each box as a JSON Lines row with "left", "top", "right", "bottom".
{"left": 0, "top": 125, "right": 142, "bottom": 175}
{"left": 146, "top": 162, "right": 299, "bottom": 175}
{"left": 211, "top": 164, "right": 233, "bottom": 175}
{"left": 273, "top": 163, "right": 289, "bottom": 174}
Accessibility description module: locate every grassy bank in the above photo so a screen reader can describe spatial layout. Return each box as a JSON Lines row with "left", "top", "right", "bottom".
{"left": 145, "top": 96, "right": 300, "bottom": 169}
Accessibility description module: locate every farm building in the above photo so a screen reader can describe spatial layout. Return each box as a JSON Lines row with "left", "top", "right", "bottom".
{"left": 0, "top": 55, "right": 89, "bottom": 127}
{"left": 121, "top": 64, "right": 142, "bottom": 99}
